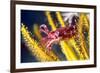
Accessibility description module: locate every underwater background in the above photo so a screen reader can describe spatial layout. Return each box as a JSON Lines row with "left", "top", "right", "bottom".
{"left": 21, "top": 10, "right": 90, "bottom": 63}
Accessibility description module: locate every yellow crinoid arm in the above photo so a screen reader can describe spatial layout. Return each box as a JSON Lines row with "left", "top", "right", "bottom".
{"left": 21, "top": 24, "right": 59, "bottom": 62}
{"left": 80, "top": 13, "right": 90, "bottom": 47}
{"left": 60, "top": 41, "right": 78, "bottom": 60}
{"left": 33, "top": 24, "right": 42, "bottom": 40}
{"left": 45, "top": 11, "right": 56, "bottom": 31}
{"left": 67, "top": 39, "right": 85, "bottom": 60}
{"left": 78, "top": 13, "right": 90, "bottom": 59}
{"left": 56, "top": 12, "right": 65, "bottom": 27}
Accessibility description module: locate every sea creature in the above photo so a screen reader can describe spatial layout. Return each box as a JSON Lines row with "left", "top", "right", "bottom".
{"left": 40, "top": 15, "right": 78, "bottom": 51}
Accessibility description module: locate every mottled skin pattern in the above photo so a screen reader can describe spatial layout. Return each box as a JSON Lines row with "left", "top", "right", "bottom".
{"left": 40, "top": 15, "right": 78, "bottom": 51}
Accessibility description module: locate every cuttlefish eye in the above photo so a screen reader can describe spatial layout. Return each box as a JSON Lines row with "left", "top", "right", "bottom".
{"left": 40, "top": 24, "right": 47, "bottom": 30}
{"left": 41, "top": 27, "right": 45, "bottom": 30}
